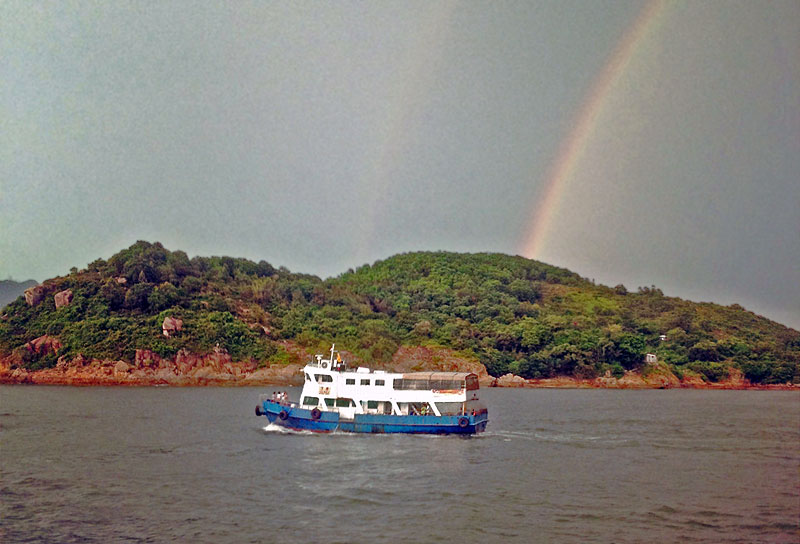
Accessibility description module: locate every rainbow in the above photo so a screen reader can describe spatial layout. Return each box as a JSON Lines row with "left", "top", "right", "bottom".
{"left": 519, "top": 0, "right": 668, "bottom": 260}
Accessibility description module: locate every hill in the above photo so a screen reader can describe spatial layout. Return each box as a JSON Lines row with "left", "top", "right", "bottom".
{"left": 1, "top": 241, "right": 797, "bottom": 385}
{"left": 0, "top": 279, "right": 38, "bottom": 308}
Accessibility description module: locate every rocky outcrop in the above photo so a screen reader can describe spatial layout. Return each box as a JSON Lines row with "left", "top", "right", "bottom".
{"left": 488, "top": 364, "right": 796, "bottom": 390}
{"left": 161, "top": 316, "right": 183, "bottom": 337}
{"left": 26, "top": 335, "right": 62, "bottom": 356}
{"left": 24, "top": 285, "right": 46, "bottom": 306}
{"left": 494, "top": 373, "right": 527, "bottom": 387}
{"left": 54, "top": 289, "right": 73, "bottom": 309}
{"left": 0, "top": 340, "right": 795, "bottom": 389}
{"left": 0, "top": 345, "right": 304, "bottom": 386}
{"left": 0, "top": 343, "right": 488, "bottom": 387}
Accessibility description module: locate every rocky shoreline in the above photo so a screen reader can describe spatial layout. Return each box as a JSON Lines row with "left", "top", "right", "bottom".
{"left": 490, "top": 371, "right": 798, "bottom": 390}
{"left": 0, "top": 344, "right": 492, "bottom": 388}
{"left": 1, "top": 342, "right": 795, "bottom": 390}
{"left": 0, "top": 349, "right": 304, "bottom": 387}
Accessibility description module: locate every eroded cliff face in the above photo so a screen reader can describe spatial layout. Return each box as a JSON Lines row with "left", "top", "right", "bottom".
{"left": 0, "top": 346, "right": 303, "bottom": 386}
{"left": 0, "top": 343, "right": 494, "bottom": 387}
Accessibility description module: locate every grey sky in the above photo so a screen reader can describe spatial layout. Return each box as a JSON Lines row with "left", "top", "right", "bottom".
{"left": 1, "top": 1, "right": 798, "bottom": 329}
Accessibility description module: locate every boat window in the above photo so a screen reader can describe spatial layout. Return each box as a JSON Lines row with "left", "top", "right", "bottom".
{"left": 346, "top": 378, "right": 355, "bottom": 385}
{"left": 397, "top": 402, "right": 432, "bottom": 415}
{"left": 324, "top": 398, "right": 335, "bottom": 407}
{"left": 375, "top": 379, "right": 385, "bottom": 386}
{"left": 316, "top": 374, "right": 333, "bottom": 383}
{"left": 360, "top": 379, "right": 370, "bottom": 385}
{"left": 434, "top": 402, "right": 463, "bottom": 415}
{"left": 366, "top": 400, "right": 378, "bottom": 409}
{"left": 431, "top": 379, "right": 464, "bottom": 391}
{"left": 394, "top": 378, "right": 465, "bottom": 391}
{"left": 302, "top": 396, "right": 319, "bottom": 406}
{"left": 335, "top": 398, "right": 355, "bottom": 407}
{"left": 305, "top": 373, "right": 311, "bottom": 382}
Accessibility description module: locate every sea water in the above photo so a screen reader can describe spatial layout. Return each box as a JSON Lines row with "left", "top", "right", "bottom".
{"left": 1, "top": 386, "right": 797, "bottom": 543}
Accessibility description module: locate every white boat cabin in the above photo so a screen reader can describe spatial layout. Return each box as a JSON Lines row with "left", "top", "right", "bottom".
{"left": 299, "top": 345, "right": 483, "bottom": 419}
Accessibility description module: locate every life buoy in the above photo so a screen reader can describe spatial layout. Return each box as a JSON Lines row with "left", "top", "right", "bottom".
{"left": 458, "top": 417, "right": 469, "bottom": 428}
{"left": 311, "top": 408, "right": 321, "bottom": 420}
{"left": 255, "top": 405, "right": 262, "bottom": 416}
{"left": 278, "top": 410, "right": 289, "bottom": 421}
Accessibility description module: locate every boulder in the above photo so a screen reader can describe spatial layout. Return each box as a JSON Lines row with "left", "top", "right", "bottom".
{"left": 162, "top": 316, "right": 183, "bottom": 337}
{"left": 134, "top": 349, "right": 162, "bottom": 369}
{"left": 54, "top": 289, "right": 74, "bottom": 309}
{"left": 26, "top": 335, "right": 62, "bottom": 355}
{"left": 495, "top": 373, "right": 527, "bottom": 387}
{"left": 24, "top": 285, "right": 45, "bottom": 306}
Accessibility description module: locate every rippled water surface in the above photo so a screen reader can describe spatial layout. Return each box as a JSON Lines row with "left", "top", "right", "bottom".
{"left": 1, "top": 386, "right": 798, "bottom": 543}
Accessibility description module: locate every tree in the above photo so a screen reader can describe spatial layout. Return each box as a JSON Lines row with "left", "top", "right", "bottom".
{"left": 688, "top": 340, "right": 719, "bottom": 362}
{"left": 100, "top": 280, "right": 125, "bottom": 310}
{"left": 124, "top": 283, "right": 154, "bottom": 311}
{"left": 148, "top": 283, "right": 180, "bottom": 312}
{"left": 611, "top": 333, "right": 646, "bottom": 369}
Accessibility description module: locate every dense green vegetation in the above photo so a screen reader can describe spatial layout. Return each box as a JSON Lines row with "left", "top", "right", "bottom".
{"left": 1, "top": 241, "right": 798, "bottom": 383}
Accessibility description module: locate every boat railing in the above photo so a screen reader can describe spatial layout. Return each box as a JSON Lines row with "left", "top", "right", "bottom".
{"left": 259, "top": 393, "right": 297, "bottom": 408}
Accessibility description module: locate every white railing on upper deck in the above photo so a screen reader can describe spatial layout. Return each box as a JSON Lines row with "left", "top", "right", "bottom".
{"left": 306, "top": 358, "right": 332, "bottom": 369}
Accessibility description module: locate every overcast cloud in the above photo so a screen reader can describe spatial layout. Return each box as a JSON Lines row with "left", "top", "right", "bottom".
{"left": 1, "top": 1, "right": 797, "bottom": 328}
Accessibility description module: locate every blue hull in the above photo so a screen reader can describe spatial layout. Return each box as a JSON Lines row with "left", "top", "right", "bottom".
{"left": 256, "top": 400, "right": 488, "bottom": 434}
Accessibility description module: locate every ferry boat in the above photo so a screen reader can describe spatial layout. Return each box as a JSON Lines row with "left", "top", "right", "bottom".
{"left": 255, "top": 345, "right": 488, "bottom": 434}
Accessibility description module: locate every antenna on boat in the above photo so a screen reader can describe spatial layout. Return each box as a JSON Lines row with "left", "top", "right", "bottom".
{"left": 330, "top": 343, "right": 335, "bottom": 363}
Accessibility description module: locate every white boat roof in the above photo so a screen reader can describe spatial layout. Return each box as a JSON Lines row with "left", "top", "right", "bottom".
{"left": 399, "top": 371, "right": 476, "bottom": 380}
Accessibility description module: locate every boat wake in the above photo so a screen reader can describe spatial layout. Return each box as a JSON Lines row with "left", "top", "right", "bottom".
{"left": 487, "top": 429, "right": 631, "bottom": 446}
{"left": 261, "top": 423, "right": 315, "bottom": 435}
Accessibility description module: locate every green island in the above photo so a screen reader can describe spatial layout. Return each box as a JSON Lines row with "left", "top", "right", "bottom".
{"left": 1, "top": 241, "right": 797, "bottom": 386}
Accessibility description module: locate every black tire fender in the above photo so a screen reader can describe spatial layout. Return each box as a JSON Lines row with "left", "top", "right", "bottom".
{"left": 278, "top": 410, "right": 289, "bottom": 421}
{"left": 255, "top": 405, "right": 263, "bottom": 416}
{"left": 458, "top": 417, "right": 469, "bottom": 428}
{"left": 311, "top": 408, "right": 321, "bottom": 420}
